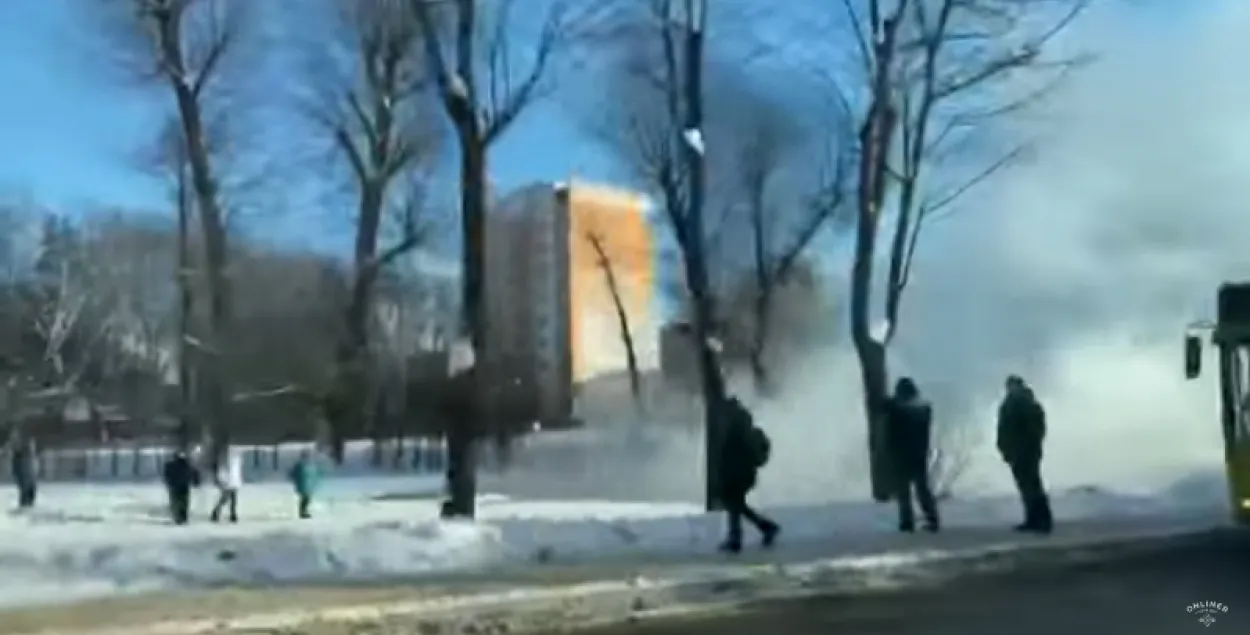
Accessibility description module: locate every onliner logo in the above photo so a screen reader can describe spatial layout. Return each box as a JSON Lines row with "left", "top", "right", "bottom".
{"left": 1186, "top": 601, "right": 1228, "bottom": 627}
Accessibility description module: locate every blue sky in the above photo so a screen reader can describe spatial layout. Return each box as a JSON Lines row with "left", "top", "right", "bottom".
{"left": 0, "top": 0, "right": 629, "bottom": 258}
{"left": 0, "top": 0, "right": 1191, "bottom": 261}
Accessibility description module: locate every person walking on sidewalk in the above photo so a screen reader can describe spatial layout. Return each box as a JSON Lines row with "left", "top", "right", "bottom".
{"left": 10, "top": 434, "right": 38, "bottom": 510}
{"left": 997, "top": 375, "right": 1053, "bottom": 534}
{"left": 717, "top": 396, "right": 780, "bottom": 554}
{"left": 885, "top": 377, "right": 940, "bottom": 533}
{"left": 162, "top": 450, "right": 200, "bottom": 525}
{"left": 210, "top": 447, "right": 243, "bottom": 523}
{"left": 289, "top": 450, "right": 321, "bottom": 519}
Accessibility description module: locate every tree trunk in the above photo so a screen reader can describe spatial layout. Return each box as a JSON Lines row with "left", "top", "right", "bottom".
{"left": 175, "top": 157, "right": 196, "bottom": 452}
{"left": 690, "top": 285, "right": 726, "bottom": 511}
{"left": 444, "top": 132, "right": 486, "bottom": 519}
{"left": 169, "top": 78, "right": 232, "bottom": 462}
{"left": 852, "top": 329, "right": 891, "bottom": 501}
{"left": 748, "top": 176, "right": 772, "bottom": 397}
{"left": 622, "top": 319, "right": 642, "bottom": 410}
{"left": 849, "top": 19, "right": 902, "bottom": 502}
{"left": 749, "top": 285, "right": 773, "bottom": 397}
{"left": 850, "top": 116, "right": 894, "bottom": 502}
{"left": 326, "top": 182, "right": 385, "bottom": 463}
{"left": 608, "top": 291, "right": 642, "bottom": 410}
{"left": 679, "top": 14, "right": 726, "bottom": 512}
{"left": 594, "top": 238, "right": 644, "bottom": 412}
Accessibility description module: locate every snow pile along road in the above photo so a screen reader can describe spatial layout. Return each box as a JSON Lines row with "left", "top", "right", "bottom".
{"left": 0, "top": 473, "right": 1227, "bottom": 610}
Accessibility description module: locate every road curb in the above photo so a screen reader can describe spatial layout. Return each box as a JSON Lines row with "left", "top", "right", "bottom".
{"left": 74, "top": 524, "right": 1224, "bottom": 635}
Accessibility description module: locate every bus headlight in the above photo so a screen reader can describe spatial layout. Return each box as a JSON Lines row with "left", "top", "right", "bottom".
{"left": 1241, "top": 499, "right": 1250, "bottom": 510}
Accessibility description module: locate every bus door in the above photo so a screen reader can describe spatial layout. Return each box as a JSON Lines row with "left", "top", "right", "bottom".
{"left": 1221, "top": 344, "right": 1250, "bottom": 519}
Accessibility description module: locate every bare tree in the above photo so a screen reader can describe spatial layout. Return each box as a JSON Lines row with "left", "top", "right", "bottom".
{"left": 0, "top": 201, "right": 37, "bottom": 403}
{"left": 409, "top": 0, "right": 586, "bottom": 518}
{"left": 585, "top": 230, "right": 643, "bottom": 411}
{"left": 837, "top": 0, "right": 1088, "bottom": 500}
{"left": 226, "top": 248, "right": 344, "bottom": 440}
{"left": 134, "top": 117, "right": 201, "bottom": 448}
{"left": 715, "top": 259, "right": 833, "bottom": 381}
{"left": 299, "top": 0, "right": 443, "bottom": 462}
{"left": 26, "top": 217, "right": 120, "bottom": 396}
{"left": 98, "top": 0, "right": 260, "bottom": 459}
{"left": 174, "top": 141, "right": 197, "bottom": 448}
{"left": 926, "top": 420, "right": 980, "bottom": 501}
{"left": 80, "top": 213, "right": 187, "bottom": 436}
{"left": 715, "top": 89, "right": 849, "bottom": 395}
{"left": 590, "top": 0, "right": 753, "bottom": 510}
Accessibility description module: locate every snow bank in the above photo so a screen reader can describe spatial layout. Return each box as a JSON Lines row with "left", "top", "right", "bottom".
{"left": 0, "top": 474, "right": 1226, "bottom": 609}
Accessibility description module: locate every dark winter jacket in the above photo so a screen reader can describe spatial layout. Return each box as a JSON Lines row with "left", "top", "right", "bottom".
{"left": 718, "top": 399, "right": 759, "bottom": 494}
{"left": 885, "top": 394, "right": 933, "bottom": 475}
{"left": 163, "top": 454, "right": 201, "bottom": 493}
{"left": 10, "top": 442, "right": 35, "bottom": 485}
{"left": 997, "top": 388, "right": 1046, "bottom": 465}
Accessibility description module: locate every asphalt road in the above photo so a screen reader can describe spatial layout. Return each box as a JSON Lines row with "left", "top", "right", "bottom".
{"left": 559, "top": 529, "right": 1250, "bottom": 635}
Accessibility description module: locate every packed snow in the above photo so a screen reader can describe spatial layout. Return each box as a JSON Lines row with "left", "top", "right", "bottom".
{"left": 0, "top": 469, "right": 1227, "bottom": 610}
{"left": 683, "top": 128, "right": 705, "bottom": 154}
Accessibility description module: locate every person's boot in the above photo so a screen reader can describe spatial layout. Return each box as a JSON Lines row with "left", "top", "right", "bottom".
{"left": 923, "top": 518, "right": 940, "bottom": 533}
{"left": 1014, "top": 518, "right": 1051, "bottom": 533}
{"left": 718, "top": 539, "right": 743, "bottom": 554}
{"left": 761, "top": 522, "right": 780, "bottom": 548}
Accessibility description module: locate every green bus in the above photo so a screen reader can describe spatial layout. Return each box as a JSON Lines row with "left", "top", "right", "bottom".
{"left": 1184, "top": 282, "right": 1250, "bottom": 525}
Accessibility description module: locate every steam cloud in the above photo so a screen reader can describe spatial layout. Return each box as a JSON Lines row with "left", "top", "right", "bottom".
{"left": 496, "top": 1, "right": 1244, "bottom": 508}
{"left": 757, "top": 0, "right": 1242, "bottom": 504}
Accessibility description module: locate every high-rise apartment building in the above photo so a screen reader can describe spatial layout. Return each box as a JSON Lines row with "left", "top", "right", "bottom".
{"left": 485, "top": 180, "right": 657, "bottom": 423}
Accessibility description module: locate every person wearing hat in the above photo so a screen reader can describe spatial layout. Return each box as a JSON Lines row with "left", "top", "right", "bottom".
{"left": 997, "top": 375, "right": 1052, "bottom": 533}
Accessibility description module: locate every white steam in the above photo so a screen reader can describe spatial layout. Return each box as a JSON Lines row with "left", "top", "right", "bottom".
{"left": 493, "top": 1, "right": 1244, "bottom": 509}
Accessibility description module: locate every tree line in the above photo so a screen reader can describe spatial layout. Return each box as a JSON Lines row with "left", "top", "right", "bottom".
{"left": 3, "top": 0, "right": 1086, "bottom": 517}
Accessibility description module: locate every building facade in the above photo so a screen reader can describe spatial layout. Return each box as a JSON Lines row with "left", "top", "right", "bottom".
{"left": 484, "top": 181, "right": 657, "bottom": 424}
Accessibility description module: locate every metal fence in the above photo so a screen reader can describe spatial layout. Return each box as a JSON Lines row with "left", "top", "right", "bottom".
{"left": 0, "top": 437, "right": 448, "bottom": 483}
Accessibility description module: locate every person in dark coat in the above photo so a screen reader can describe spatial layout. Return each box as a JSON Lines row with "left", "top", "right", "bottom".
{"left": 10, "top": 435, "right": 37, "bottom": 510}
{"left": 162, "top": 450, "right": 200, "bottom": 525}
{"left": 885, "top": 377, "right": 940, "bottom": 533}
{"left": 997, "top": 375, "right": 1053, "bottom": 533}
{"left": 717, "top": 396, "right": 779, "bottom": 554}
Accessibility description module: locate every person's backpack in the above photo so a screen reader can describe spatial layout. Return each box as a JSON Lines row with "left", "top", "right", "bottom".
{"left": 748, "top": 425, "right": 771, "bottom": 468}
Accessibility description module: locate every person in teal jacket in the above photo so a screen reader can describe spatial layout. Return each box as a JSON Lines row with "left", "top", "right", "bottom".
{"left": 288, "top": 450, "right": 321, "bottom": 519}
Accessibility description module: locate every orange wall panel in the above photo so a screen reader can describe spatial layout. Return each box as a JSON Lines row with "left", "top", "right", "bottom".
{"left": 564, "top": 185, "right": 655, "bottom": 382}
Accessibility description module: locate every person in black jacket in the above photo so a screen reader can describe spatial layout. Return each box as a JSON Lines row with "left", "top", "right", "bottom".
{"left": 162, "top": 450, "right": 201, "bottom": 525}
{"left": 10, "top": 435, "right": 37, "bottom": 510}
{"left": 997, "top": 375, "right": 1052, "bottom": 533}
{"left": 885, "top": 377, "right": 940, "bottom": 533}
{"left": 717, "top": 396, "right": 779, "bottom": 554}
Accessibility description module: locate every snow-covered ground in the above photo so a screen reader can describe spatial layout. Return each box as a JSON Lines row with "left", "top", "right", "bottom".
{"left": 0, "top": 471, "right": 1228, "bottom": 610}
